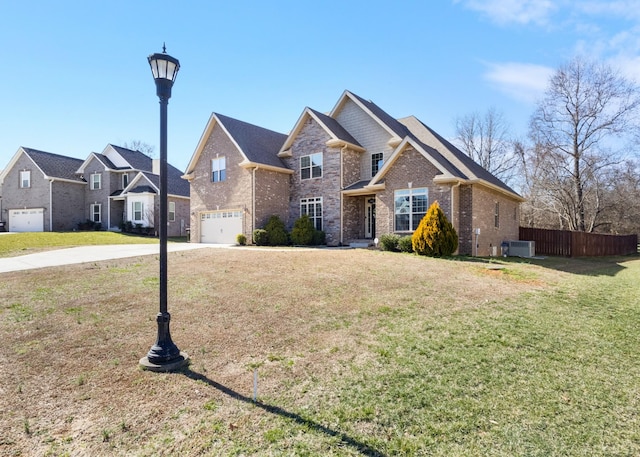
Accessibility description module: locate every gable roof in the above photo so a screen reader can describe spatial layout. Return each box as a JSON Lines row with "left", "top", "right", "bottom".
{"left": 143, "top": 165, "right": 190, "bottom": 197}
{"left": 330, "top": 90, "right": 406, "bottom": 147}
{"left": 120, "top": 166, "right": 189, "bottom": 198}
{"left": 279, "top": 107, "right": 364, "bottom": 154}
{"left": 77, "top": 152, "right": 117, "bottom": 173}
{"left": 331, "top": 91, "right": 521, "bottom": 200}
{"left": 398, "top": 116, "right": 522, "bottom": 199}
{"left": 185, "top": 113, "right": 289, "bottom": 176}
{"left": 0, "top": 147, "right": 86, "bottom": 185}
{"left": 24, "top": 148, "right": 85, "bottom": 182}
{"left": 77, "top": 144, "right": 155, "bottom": 174}
{"left": 108, "top": 144, "right": 153, "bottom": 171}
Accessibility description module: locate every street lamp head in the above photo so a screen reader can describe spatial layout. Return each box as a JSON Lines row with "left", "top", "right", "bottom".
{"left": 148, "top": 44, "right": 180, "bottom": 100}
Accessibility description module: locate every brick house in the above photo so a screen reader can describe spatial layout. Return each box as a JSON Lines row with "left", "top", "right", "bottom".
{"left": 0, "top": 144, "right": 189, "bottom": 236}
{"left": 183, "top": 90, "right": 524, "bottom": 255}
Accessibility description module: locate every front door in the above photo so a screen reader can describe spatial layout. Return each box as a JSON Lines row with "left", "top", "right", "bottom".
{"left": 365, "top": 198, "right": 376, "bottom": 239}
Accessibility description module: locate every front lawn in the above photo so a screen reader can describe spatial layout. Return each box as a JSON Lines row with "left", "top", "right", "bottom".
{"left": 0, "top": 231, "right": 160, "bottom": 258}
{"left": 0, "top": 249, "right": 638, "bottom": 456}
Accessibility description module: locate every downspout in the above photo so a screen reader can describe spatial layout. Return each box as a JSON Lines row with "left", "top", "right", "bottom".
{"left": 49, "top": 179, "right": 54, "bottom": 231}
{"left": 252, "top": 166, "right": 257, "bottom": 240}
{"left": 107, "top": 196, "right": 111, "bottom": 231}
{"left": 451, "top": 180, "right": 461, "bottom": 254}
{"left": 340, "top": 144, "right": 347, "bottom": 246}
{"left": 450, "top": 181, "right": 461, "bottom": 229}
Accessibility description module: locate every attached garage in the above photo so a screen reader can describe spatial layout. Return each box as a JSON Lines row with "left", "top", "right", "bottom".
{"left": 200, "top": 210, "right": 242, "bottom": 244}
{"left": 9, "top": 208, "right": 45, "bottom": 232}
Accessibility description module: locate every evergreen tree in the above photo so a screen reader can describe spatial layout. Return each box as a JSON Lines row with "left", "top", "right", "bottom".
{"left": 412, "top": 201, "right": 458, "bottom": 256}
{"left": 264, "top": 215, "right": 289, "bottom": 246}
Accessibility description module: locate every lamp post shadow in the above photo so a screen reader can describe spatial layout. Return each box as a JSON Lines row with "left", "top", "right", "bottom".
{"left": 181, "top": 368, "right": 387, "bottom": 457}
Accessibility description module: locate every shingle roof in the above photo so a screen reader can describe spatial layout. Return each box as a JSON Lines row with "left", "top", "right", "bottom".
{"left": 345, "top": 93, "right": 464, "bottom": 178}
{"left": 343, "top": 180, "right": 372, "bottom": 191}
{"left": 307, "top": 108, "right": 362, "bottom": 148}
{"left": 93, "top": 153, "right": 118, "bottom": 170}
{"left": 347, "top": 92, "right": 409, "bottom": 139}
{"left": 397, "top": 116, "right": 520, "bottom": 196}
{"left": 109, "top": 144, "right": 153, "bottom": 171}
{"left": 344, "top": 92, "right": 519, "bottom": 197}
{"left": 22, "top": 148, "right": 85, "bottom": 182}
{"left": 142, "top": 165, "right": 190, "bottom": 198}
{"left": 215, "top": 113, "right": 288, "bottom": 169}
{"left": 129, "top": 184, "right": 157, "bottom": 194}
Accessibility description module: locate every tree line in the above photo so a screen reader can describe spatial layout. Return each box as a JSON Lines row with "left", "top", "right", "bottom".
{"left": 455, "top": 57, "right": 640, "bottom": 236}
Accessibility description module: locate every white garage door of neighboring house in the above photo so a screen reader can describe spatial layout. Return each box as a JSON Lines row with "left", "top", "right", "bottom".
{"left": 9, "top": 208, "right": 45, "bottom": 232}
{"left": 200, "top": 210, "right": 242, "bottom": 244}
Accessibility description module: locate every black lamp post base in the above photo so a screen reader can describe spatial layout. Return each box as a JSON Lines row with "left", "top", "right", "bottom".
{"left": 140, "top": 312, "right": 189, "bottom": 372}
{"left": 139, "top": 351, "right": 189, "bottom": 372}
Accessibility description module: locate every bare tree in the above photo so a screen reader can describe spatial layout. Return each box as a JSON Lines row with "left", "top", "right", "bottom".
{"left": 455, "top": 107, "right": 519, "bottom": 184}
{"left": 529, "top": 57, "right": 640, "bottom": 232}
{"left": 600, "top": 160, "right": 640, "bottom": 234}
{"left": 122, "top": 140, "right": 156, "bottom": 158}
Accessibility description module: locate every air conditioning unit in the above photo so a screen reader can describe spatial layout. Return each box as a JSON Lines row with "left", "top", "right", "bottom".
{"left": 508, "top": 240, "right": 535, "bottom": 257}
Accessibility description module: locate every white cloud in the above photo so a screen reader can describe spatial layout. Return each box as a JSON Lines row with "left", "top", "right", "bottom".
{"left": 457, "top": 0, "right": 557, "bottom": 25}
{"left": 577, "top": 1, "right": 640, "bottom": 19}
{"left": 483, "top": 62, "right": 554, "bottom": 103}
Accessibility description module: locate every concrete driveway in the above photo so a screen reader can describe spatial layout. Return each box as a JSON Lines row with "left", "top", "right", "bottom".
{"left": 0, "top": 243, "right": 224, "bottom": 273}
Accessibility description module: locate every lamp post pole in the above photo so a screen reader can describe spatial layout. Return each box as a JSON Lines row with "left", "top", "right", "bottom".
{"left": 139, "top": 45, "right": 189, "bottom": 372}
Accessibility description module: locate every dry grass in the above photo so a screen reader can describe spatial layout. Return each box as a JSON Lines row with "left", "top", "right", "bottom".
{"left": 0, "top": 248, "right": 633, "bottom": 456}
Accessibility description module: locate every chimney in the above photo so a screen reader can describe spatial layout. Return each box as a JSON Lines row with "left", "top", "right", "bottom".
{"left": 152, "top": 159, "right": 160, "bottom": 175}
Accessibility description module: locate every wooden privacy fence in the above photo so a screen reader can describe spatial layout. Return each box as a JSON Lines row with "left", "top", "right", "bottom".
{"left": 519, "top": 227, "right": 639, "bottom": 257}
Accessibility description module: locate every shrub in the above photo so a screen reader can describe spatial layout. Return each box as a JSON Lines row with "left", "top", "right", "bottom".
{"left": 379, "top": 234, "right": 401, "bottom": 252}
{"left": 398, "top": 235, "right": 414, "bottom": 253}
{"left": 312, "top": 230, "right": 326, "bottom": 246}
{"left": 290, "top": 215, "right": 315, "bottom": 246}
{"left": 412, "top": 201, "right": 458, "bottom": 256}
{"left": 253, "top": 229, "right": 269, "bottom": 246}
{"left": 264, "top": 215, "right": 289, "bottom": 246}
{"left": 236, "top": 233, "right": 247, "bottom": 246}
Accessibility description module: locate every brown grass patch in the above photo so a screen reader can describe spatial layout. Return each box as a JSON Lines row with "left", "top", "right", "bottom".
{"left": 0, "top": 248, "right": 559, "bottom": 455}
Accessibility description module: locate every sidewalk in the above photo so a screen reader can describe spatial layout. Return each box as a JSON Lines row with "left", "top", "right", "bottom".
{"left": 0, "top": 243, "right": 223, "bottom": 273}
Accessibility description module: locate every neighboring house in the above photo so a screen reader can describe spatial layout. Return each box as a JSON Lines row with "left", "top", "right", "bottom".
{"left": 0, "top": 144, "right": 190, "bottom": 236}
{"left": 183, "top": 90, "right": 524, "bottom": 255}
{"left": 0, "top": 147, "right": 85, "bottom": 231}
{"left": 76, "top": 144, "right": 190, "bottom": 237}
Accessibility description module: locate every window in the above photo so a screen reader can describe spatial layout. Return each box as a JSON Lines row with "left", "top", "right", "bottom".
{"left": 133, "top": 201, "right": 143, "bottom": 221}
{"left": 91, "top": 204, "right": 101, "bottom": 223}
{"left": 300, "top": 197, "right": 323, "bottom": 231}
{"left": 122, "top": 173, "right": 129, "bottom": 189}
{"left": 394, "top": 188, "right": 428, "bottom": 231}
{"left": 494, "top": 202, "right": 500, "bottom": 228}
{"left": 90, "top": 173, "right": 101, "bottom": 190}
{"left": 19, "top": 170, "right": 31, "bottom": 188}
{"left": 371, "top": 153, "right": 384, "bottom": 177}
{"left": 169, "top": 201, "right": 176, "bottom": 222}
{"left": 211, "top": 157, "right": 226, "bottom": 182}
{"left": 301, "top": 153, "right": 322, "bottom": 180}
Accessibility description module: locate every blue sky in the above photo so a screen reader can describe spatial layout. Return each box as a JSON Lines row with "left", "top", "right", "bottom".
{"left": 1, "top": 0, "right": 639, "bottom": 172}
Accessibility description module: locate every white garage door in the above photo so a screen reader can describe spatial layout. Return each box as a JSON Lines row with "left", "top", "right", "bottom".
{"left": 9, "top": 208, "right": 45, "bottom": 232}
{"left": 200, "top": 210, "right": 242, "bottom": 244}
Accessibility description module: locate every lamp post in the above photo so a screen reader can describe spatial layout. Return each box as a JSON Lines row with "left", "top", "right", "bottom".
{"left": 139, "top": 45, "right": 189, "bottom": 372}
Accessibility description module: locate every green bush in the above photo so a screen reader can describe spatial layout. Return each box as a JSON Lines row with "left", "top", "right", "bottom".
{"left": 412, "top": 201, "right": 458, "bottom": 256}
{"left": 379, "top": 234, "right": 401, "bottom": 252}
{"left": 264, "top": 215, "right": 289, "bottom": 246}
{"left": 312, "top": 230, "right": 326, "bottom": 246}
{"left": 236, "top": 233, "right": 247, "bottom": 246}
{"left": 398, "top": 235, "right": 414, "bottom": 253}
{"left": 253, "top": 229, "right": 269, "bottom": 246}
{"left": 290, "top": 215, "right": 315, "bottom": 246}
